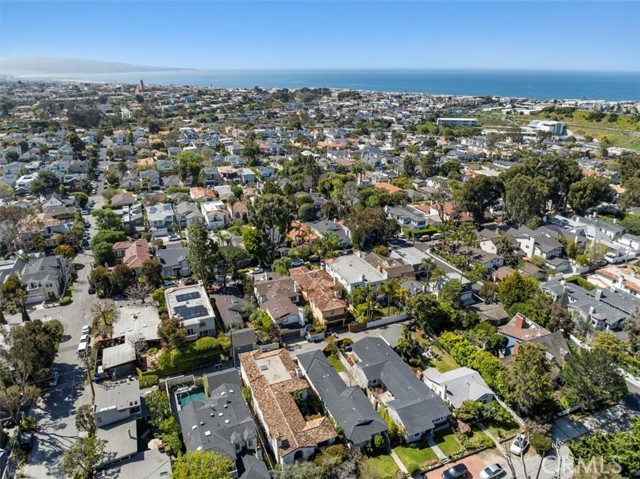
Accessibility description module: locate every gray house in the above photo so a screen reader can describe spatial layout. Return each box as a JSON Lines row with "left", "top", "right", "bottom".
{"left": 178, "top": 370, "right": 269, "bottom": 478}
{"left": 349, "top": 337, "right": 451, "bottom": 443}
{"left": 422, "top": 367, "right": 494, "bottom": 409}
{"left": 297, "top": 350, "right": 387, "bottom": 447}
{"left": 157, "top": 245, "right": 191, "bottom": 279}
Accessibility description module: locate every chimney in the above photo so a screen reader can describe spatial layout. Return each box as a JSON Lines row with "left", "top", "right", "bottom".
{"left": 589, "top": 306, "right": 595, "bottom": 315}
{"left": 514, "top": 313, "right": 526, "bottom": 329}
{"left": 595, "top": 289, "right": 603, "bottom": 302}
{"left": 513, "top": 343, "right": 521, "bottom": 355}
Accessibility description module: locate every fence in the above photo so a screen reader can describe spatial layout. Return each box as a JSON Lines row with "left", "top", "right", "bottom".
{"left": 367, "top": 313, "right": 407, "bottom": 329}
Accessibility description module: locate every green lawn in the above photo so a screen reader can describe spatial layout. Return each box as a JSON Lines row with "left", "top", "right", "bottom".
{"left": 485, "top": 422, "right": 520, "bottom": 440}
{"left": 393, "top": 443, "right": 438, "bottom": 471}
{"left": 432, "top": 349, "right": 459, "bottom": 373}
{"left": 362, "top": 454, "right": 399, "bottom": 479}
{"left": 433, "top": 430, "right": 462, "bottom": 457}
{"left": 327, "top": 354, "right": 345, "bottom": 373}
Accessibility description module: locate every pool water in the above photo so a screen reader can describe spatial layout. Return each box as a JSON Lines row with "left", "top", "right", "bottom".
{"left": 177, "top": 387, "right": 206, "bottom": 407}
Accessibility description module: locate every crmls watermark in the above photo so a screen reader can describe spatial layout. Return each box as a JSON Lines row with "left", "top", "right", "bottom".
{"left": 541, "top": 455, "right": 623, "bottom": 476}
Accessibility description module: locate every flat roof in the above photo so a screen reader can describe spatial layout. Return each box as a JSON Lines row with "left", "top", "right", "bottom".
{"left": 112, "top": 305, "right": 160, "bottom": 342}
{"left": 165, "top": 284, "right": 215, "bottom": 323}
{"left": 94, "top": 380, "right": 140, "bottom": 413}
{"left": 255, "top": 356, "right": 291, "bottom": 385}
{"left": 102, "top": 342, "right": 136, "bottom": 370}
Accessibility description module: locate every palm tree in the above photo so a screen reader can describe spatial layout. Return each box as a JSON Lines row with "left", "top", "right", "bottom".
{"left": 420, "top": 258, "right": 437, "bottom": 284}
{"left": 378, "top": 278, "right": 400, "bottom": 316}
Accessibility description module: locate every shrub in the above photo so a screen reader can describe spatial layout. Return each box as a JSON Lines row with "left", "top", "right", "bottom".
{"left": 139, "top": 375, "right": 159, "bottom": 388}
{"left": 59, "top": 296, "right": 72, "bottom": 306}
{"left": 147, "top": 347, "right": 158, "bottom": 356}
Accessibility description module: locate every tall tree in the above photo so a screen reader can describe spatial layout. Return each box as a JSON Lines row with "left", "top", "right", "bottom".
{"left": 29, "top": 171, "right": 60, "bottom": 196}
{"left": 458, "top": 175, "right": 504, "bottom": 224}
{"left": 140, "top": 258, "right": 163, "bottom": 289}
{"left": 92, "top": 209, "right": 123, "bottom": 231}
{"left": 506, "top": 343, "right": 554, "bottom": 417}
{"left": 497, "top": 272, "right": 539, "bottom": 309}
{"left": 407, "top": 293, "right": 455, "bottom": 335}
{"left": 61, "top": 434, "right": 107, "bottom": 479}
{"left": 172, "top": 450, "right": 234, "bottom": 479}
{"left": 504, "top": 174, "right": 548, "bottom": 227}
{"left": 345, "top": 206, "right": 398, "bottom": 250}
{"left": 568, "top": 176, "right": 615, "bottom": 215}
{"left": 186, "top": 222, "right": 219, "bottom": 286}
{"left": 561, "top": 348, "right": 627, "bottom": 411}
{"left": 247, "top": 193, "right": 295, "bottom": 264}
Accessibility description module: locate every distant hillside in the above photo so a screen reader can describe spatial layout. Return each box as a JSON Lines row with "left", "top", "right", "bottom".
{"left": 0, "top": 57, "right": 193, "bottom": 75}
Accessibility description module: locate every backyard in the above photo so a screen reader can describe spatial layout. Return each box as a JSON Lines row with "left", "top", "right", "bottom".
{"left": 327, "top": 354, "right": 345, "bottom": 373}
{"left": 431, "top": 348, "right": 459, "bottom": 373}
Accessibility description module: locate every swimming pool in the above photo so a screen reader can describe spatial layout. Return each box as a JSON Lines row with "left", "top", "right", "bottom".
{"left": 177, "top": 386, "right": 206, "bottom": 408}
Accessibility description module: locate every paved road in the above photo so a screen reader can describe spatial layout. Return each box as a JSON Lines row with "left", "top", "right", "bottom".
{"left": 15, "top": 160, "right": 107, "bottom": 478}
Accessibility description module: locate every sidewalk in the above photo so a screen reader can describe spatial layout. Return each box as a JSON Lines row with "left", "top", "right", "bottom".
{"left": 427, "top": 436, "right": 447, "bottom": 461}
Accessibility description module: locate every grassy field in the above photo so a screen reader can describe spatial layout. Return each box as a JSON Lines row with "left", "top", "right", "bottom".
{"left": 361, "top": 454, "right": 399, "bottom": 479}
{"left": 431, "top": 349, "right": 460, "bottom": 373}
{"left": 433, "top": 430, "right": 462, "bottom": 456}
{"left": 393, "top": 443, "right": 438, "bottom": 471}
{"left": 327, "top": 354, "right": 345, "bottom": 373}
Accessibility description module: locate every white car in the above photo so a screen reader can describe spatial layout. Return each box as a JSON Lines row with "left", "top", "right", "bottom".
{"left": 81, "top": 325, "right": 91, "bottom": 335}
{"left": 80, "top": 334, "right": 90, "bottom": 344}
{"left": 480, "top": 463, "right": 504, "bottom": 479}
{"left": 510, "top": 433, "right": 529, "bottom": 456}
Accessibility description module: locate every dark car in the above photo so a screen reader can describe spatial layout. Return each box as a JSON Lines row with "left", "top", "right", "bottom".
{"left": 183, "top": 278, "right": 196, "bottom": 285}
{"left": 88, "top": 287, "right": 96, "bottom": 295}
{"left": 442, "top": 464, "right": 469, "bottom": 479}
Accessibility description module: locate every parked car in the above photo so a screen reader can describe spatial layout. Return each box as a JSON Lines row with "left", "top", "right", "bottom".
{"left": 163, "top": 280, "right": 177, "bottom": 288}
{"left": 88, "top": 287, "right": 96, "bottom": 295}
{"left": 442, "top": 463, "right": 469, "bottom": 479}
{"left": 49, "top": 371, "right": 59, "bottom": 388}
{"left": 480, "top": 463, "right": 504, "bottom": 479}
{"left": 250, "top": 268, "right": 264, "bottom": 275}
{"left": 81, "top": 325, "right": 91, "bottom": 335}
{"left": 79, "top": 334, "right": 89, "bottom": 344}
{"left": 183, "top": 278, "right": 196, "bottom": 286}
{"left": 290, "top": 259, "right": 305, "bottom": 267}
{"left": 510, "top": 433, "right": 529, "bottom": 456}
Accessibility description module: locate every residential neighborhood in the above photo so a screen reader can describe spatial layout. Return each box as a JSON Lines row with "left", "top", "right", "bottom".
{"left": 0, "top": 79, "right": 640, "bottom": 479}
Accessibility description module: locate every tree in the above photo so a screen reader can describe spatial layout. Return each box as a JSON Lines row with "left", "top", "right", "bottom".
{"left": 90, "top": 299, "right": 118, "bottom": 326}
{"left": 248, "top": 193, "right": 295, "bottom": 264}
{"left": 504, "top": 174, "right": 548, "bottom": 227}
{"left": 624, "top": 309, "right": 640, "bottom": 357}
{"left": 29, "top": 171, "right": 60, "bottom": 196}
{"left": 73, "top": 192, "right": 89, "bottom": 209}
{"left": 345, "top": 206, "right": 399, "bottom": 250}
{"left": 591, "top": 331, "right": 626, "bottom": 360}
{"left": 172, "top": 450, "right": 234, "bottom": 479}
{"left": 187, "top": 222, "right": 219, "bottom": 286}
{"left": 561, "top": 348, "right": 627, "bottom": 411}
{"left": 216, "top": 246, "right": 249, "bottom": 285}
{"left": 125, "top": 283, "right": 154, "bottom": 304}
{"left": 92, "top": 242, "right": 115, "bottom": 267}
{"left": 272, "top": 257, "right": 293, "bottom": 276}
{"left": 177, "top": 151, "right": 205, "bottom": 185}
{"left": 403, "top": 155, "right": 416, "bottom": 177}
{"left": 439, "top": 279, "right": 464, "bottom": 309}
{"left": 407, "top": 293, "right": 455, "bottom": 335}
{"left": 140, "top": 258, "right": 163, "bottom": 288}
{"left": 320, "top": 199, "right": 340, "bottom": 220}
{"left": 298, "top": 203, "right": 316, "bottom": 222}
{"left": 497, "top": 272, "right": 539, "bottom": 309}
{"left": 111, "top": 264, "right": 135, "bottom": 293}
{"left": 378, "top": 278, "right": 400, "bottom": 316}
{"left": 242, "top": 226, "right": 266, "bottom": 261}
{"left": 0, "top": 183, "right": 15, "bottom": 200}
{"left": 0, "top": 385, "right": 38, "bottom": 424}
{"left": 455, "top": 400, "right": 485, "bottom": 422}
{"left": 458, "top": 176, "right": 504, "bottom": 224}
{"left": 88, "top": 266, "right": 113, "bottom": 297}
{"left": 75, "top": 404, "right": 96, "bottom": 435}
{"left": 506, "top": 343, "right": 554, "bottom": 417}
{"left": 61, "top": 434, "right": 107, "bottom": 479}
{"left": 620, "top": 178, "right": 640, "bottom": 208}
{"left": 568, "top": 177, "right": 615, "bottom": 215}
{"left": 91, "top": 209, "right": 123, "bottom": 231}
{"left": 278, "top": 461, "right": 324, "bottom": 479}
{"left": 158, "top": 316, "right": 186, "bottom": 349}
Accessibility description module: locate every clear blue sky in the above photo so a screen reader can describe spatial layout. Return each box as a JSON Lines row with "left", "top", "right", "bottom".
{"left": 1, "top": 1, "right": 639, "bottom": 71}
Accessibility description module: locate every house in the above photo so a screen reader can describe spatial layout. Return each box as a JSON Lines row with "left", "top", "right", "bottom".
{"left": 325, "top": 254, "right": 387, "bottom": 294}
{"left": 210, "top": 287, "right": 252, "bottom": 330}
{"left": 157, "top": 244, "right": 191, "bottom": 278}
{"left": 529, "top": 331, "right": 571, "bottom": 368}
{"left": 190, "top": 187, "right": 217, "bottom": 202}
{"left": 110, "top": 193, "right": 136, "bottom": 208}
{"left": 542, "top": 278, "right": 636, "bottom": 333}
{"left": 228, "top": 328, "right": 258, "bottom": 358}
{"left": 175, "top": 202, "right": 205, "bottom": 228}
{"left": 253, "top": 274, "right": 299, "bottom": 304}
{"left": 289, "top": 267, "right": 348, "bottom": 327}
{"left": 139, "top": 169, "right": 160, "bottom": 189}
{"left": 94, "top": 380, "right": 141, "bottom": 469}
{"left": 96, "top": 449, "right": 172, "bottom": 479}
{"left": 297, "top": 350, "right": 387, "bottom": 447}
{"left": 239, "top": 349, "right": 337, "bottom": 463}
{"left": 423, "top": 367, "right": 494, "bottom": 409}
{"left": 349, "top": 337, "right": 451, "bottom": 443}
{"left": 121, "top": 204, "right": 145, "bottom": 234}
{"left": 200, "top": 200, "right": 228, "bottom": 231}
{"left": 305, "top": 220, "right": 352, "bottom": 249}
{"left": 574, "top": 216, "right": 625, "bottom": 241}
{"left": 499, "top": 313, "right": 551, "bottom": 357}
{"left": 146, "top": 203, "right": 175, "bottom": 233}
{"left": 364, "top": 252, "right": 415, "bottom": 279}
{"left": 385, "top": 205, "right": 428, "bottom": 231}
{"left": 178, "top": 370, "right": 269, "bottom": 478}
{"left": 510, "top": 226, "right": 563, "bottom": 260}
{"left": 227, "top": 201, "right": 249, "bottom": 221}
{"left": 101, "top": 342, "right": 137, "bottom": 379}
{"left": 262, "top": 294, "right": 302, "bottom": 327}
{"left": 165, "top": 284, "right": 217, "bottom": 341}
{"left": 112, "top": 240, "right": 150, "bottom": 275}
{"left": 20, "top": 255, "right": 69, "bottom": 304}
{"left": 241, "top": 168, "right": 256, "bottom": 184}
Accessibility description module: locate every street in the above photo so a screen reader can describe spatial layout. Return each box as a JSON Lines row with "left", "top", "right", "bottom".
{"left": 7, "top": 147, "right": 108, "bottom": 478}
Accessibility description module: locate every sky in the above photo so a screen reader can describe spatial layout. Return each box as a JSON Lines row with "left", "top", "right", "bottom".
{"left": 0, "top": 1, "right": 639, "bottom": 71}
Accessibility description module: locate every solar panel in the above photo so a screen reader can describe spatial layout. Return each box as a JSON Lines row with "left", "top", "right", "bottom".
{"left": 176, "top": 291, "right": 201, "bottom": 302}
{"left": 174, "top": 305, "right": 208, "bottom": 320}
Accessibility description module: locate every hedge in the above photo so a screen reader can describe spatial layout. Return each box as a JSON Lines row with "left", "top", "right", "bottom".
{"left": 139, "top": 374, "right": 159, "bottom": 388}
{"left": 60, "top": 296, "right": 73, "bottom": 306}
{"left": 149, "top": 336, "right": 231, "bottom": 377}
{"left": 565, "top": 275, "right": 597, "bottom": 291}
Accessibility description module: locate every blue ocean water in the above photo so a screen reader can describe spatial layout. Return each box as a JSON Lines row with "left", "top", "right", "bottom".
{"left": 22, "top": 69, "right": 640, "bottom": 101}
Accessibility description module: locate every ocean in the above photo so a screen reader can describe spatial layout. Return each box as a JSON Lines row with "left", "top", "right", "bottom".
{"left": 16, "top": 69, "right": 640, "bottom": 101}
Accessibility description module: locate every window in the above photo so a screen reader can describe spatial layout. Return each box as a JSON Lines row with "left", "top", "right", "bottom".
{"left": 186, "top": 328, "right": 195, "bottom": 335}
